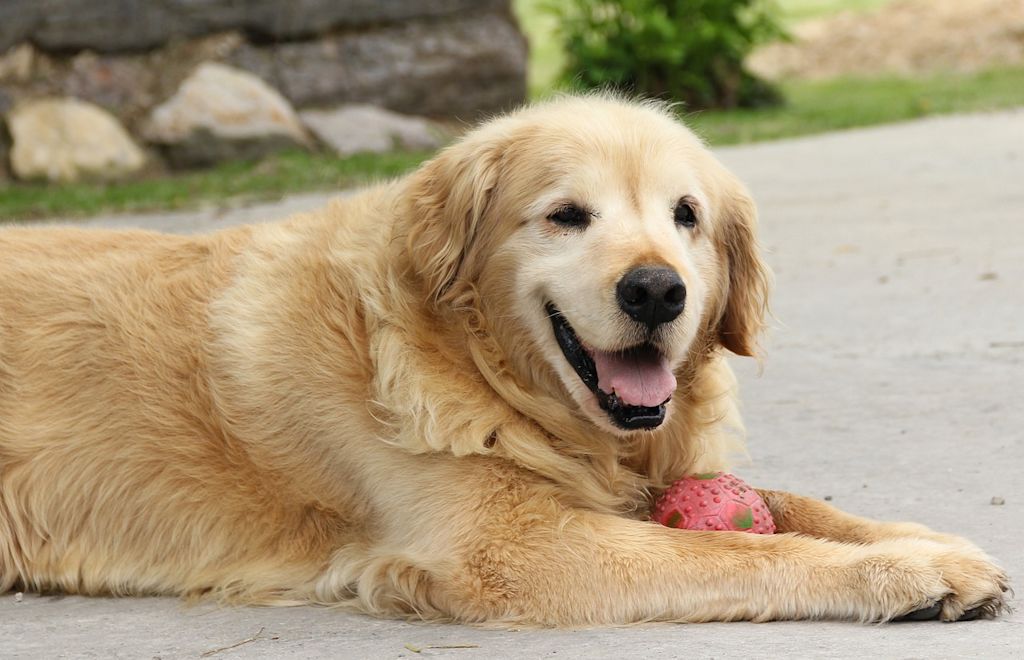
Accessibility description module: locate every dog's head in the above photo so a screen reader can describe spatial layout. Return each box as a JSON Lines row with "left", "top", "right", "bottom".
{"left": 406, "top": 96, "right": 769, "bottom": 436}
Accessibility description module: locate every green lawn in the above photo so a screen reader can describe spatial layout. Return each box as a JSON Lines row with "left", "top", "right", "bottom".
{"left": 688, "top": 67, "right": 1024, "bottom": 145}
{"left": 0, "top": 150, "right": 428, "bottom": 221}
{"left": 775, "top": 0, "right": 892, "bottom": 23}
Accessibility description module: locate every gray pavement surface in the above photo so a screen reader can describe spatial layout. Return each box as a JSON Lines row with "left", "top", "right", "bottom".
{"left": 3, "top": 111, "right": 1024, "bottom": 658}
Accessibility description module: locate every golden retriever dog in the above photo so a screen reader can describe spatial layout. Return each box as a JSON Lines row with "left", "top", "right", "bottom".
{"left": 0, "top": 95, "right": 1008, "bottom": 624}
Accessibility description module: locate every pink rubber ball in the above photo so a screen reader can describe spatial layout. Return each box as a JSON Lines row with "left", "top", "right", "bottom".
{"left": 653, "top": 472, "right": 776, "bottom": 534}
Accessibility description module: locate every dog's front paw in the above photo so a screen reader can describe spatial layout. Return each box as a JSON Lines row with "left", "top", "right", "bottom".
{"left": 853, "top": 539, "right": 1009, "bottom": 622}
{"left": 929, "top": 544, "right": 1010, "bottom": 621}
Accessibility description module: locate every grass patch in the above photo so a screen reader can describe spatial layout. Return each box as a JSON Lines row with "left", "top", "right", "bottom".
{"left": 687, "top": 67, "right": 1024, "bottom": 146}
{"left": 0, "top": 150, "right": 429, "bottom": 221}
{"left": 776, "top": 0, "right": 892, "bottom": 24}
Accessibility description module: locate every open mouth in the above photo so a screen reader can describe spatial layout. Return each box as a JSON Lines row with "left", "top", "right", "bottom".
{"left": 546, "top": 303, "right": 675, "bottom": 430}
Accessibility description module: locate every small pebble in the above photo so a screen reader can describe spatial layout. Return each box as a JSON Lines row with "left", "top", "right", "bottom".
{"left": 824, "top": 495, "right": 833, "bottom": 501}
{"left": 14, "top": 592, "right": 23, "bottom": 602}
{"left": 990, "top": 496, "right": 1005, "bottom": 506}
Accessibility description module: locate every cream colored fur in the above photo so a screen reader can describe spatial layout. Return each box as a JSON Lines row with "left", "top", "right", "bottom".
{"left": 0, "top": 96, "right": 1007, "bottom": 623}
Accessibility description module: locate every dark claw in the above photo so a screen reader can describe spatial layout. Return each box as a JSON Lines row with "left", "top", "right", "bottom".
{"left": 954, "top": 597, "right": 1008, "bottom": 622}
{"left": 895, "top": 602, "right": 942, "bottom": 622}
{"left": 956, "top": 606, "right": 985, "bottom": 622}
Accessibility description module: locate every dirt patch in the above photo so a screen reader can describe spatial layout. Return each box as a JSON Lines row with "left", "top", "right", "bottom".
{"left": 749, "top": 0, "right": 1024, "bottom": 80}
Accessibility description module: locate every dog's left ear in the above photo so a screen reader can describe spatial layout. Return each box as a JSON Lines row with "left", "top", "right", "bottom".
{"left": 405, "top": 137, "right": 504, "bottom": 304}
{"left": 715, "top": 171, "right": 771, "bottom": 357}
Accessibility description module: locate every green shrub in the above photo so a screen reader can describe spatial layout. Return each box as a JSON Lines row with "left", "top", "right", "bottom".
{"left": 549, "top": 0, "right": 785, "bottom": 109}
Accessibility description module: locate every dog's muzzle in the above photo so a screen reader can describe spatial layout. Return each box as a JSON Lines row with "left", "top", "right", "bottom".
{"left": 546, "top": 303, "right": 674, "bottom": 430}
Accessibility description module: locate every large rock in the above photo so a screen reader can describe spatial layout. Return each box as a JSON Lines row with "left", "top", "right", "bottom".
{"left": 144, "top": 63, "right": 310, "bottom": 168}
{"left": 0, "top": 0, "right": 507, "bottom": 54}
{"left": 7, "top": 98, "right": 146, "bottom": 183}
{"left": 0, "top": 35, "right": 247, "bottom": 133}
{"left": 0, "top": 2, "right": 38, "bottom": 58}
{"left": 301, "top": 105, "right": 446, "bottom": 157}
{"left": 0, "top": 5, "right": 526, "bottom": 126}
{"left": 0, "top": 43, "right": 34, "bottom": 84}
{"left": 230, "top": 12, "right": 527, "bottom": 118}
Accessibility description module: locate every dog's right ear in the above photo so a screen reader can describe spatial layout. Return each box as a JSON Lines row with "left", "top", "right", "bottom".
{"left": 714, "top": 170, "right": 771, "bottom": 357}
{"left": 405, "top": 137, "right": 504, "bottom": 305}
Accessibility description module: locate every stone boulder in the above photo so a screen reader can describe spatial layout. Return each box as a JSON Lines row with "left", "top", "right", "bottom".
{"left": 301, "top": 105, "right": 447, "bottom": 157}
{"left": 144, "top": 63, "right": 310, "bottom": 168}
{"left": 0, "top": 6, "right": 526, "bottom": 124}
{"left": 0, "top": 0, "right": 507, "bottom": 54}
{"left": 0, "top": 35, "right": 249, "bottom": 134}
{"left": 7, "top": 98, "right": 146, "bottom": 183}
{"left": 230, "top": 12, "right": 526, "bottom": 119}
{"left": 0, "top": 2, "right": 37, "bottom": 57}
{"left": 0, "top": 43, "right": 34, "bottom": 85}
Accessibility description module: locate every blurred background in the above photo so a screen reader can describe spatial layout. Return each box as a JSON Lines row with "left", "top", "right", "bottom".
{"left": 0, "top": 0, "right": 1022, "bottom": 220}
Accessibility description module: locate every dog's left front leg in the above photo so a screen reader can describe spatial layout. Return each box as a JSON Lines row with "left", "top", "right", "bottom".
{"left": 434, "top": 502, "right": 1008, "bottom": 624}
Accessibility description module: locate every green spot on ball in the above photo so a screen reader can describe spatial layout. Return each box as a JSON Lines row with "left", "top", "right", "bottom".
{"left": 732, "top": 507, "right": 754, "bottom": 530}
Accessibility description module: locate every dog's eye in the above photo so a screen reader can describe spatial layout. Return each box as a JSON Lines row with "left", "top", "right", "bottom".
{"left": 547, "top": 204, "right": 591, "bottom": 229}
{"left": 674, "top": 200, "right": 697, "bottom": 229}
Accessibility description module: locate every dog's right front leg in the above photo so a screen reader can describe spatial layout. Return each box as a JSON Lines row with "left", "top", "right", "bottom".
{"left": 443, "top": 508, "right": 1007, "bottom": 625}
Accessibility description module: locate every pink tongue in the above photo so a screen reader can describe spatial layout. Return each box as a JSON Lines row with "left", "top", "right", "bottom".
{"left": 591, "top": 349, "right": 676, "bottom": 407}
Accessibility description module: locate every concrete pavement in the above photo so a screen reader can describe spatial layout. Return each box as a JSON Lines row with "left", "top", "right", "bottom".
{"left": 3, "top": 110, "right": 1023, "bottom": 658}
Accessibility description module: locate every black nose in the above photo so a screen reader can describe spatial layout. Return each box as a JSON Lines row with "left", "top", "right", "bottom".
{"left": 616, "top": 266, "right": 686, "bottom": 328}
